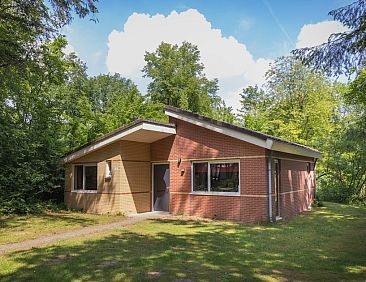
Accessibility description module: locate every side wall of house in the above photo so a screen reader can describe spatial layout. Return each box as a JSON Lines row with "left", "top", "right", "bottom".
{"left": 151, "top": 117, "right": 269, "bottom": 223}
{"left": 270, "top": 151, "right": 315, "bottom": 220}
{"left": 64, "top": 140, "right": 151, "bottom": 214}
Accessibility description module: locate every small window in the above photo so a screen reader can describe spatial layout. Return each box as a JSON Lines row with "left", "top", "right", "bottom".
{"left": 105, "top": 160, "right": 112, "bottom": 179}
{"left": 192, "top": 160, "right": 240, "bottom": 194}
{"left": 73, "top": 164, "right": 97, "bottom": 191}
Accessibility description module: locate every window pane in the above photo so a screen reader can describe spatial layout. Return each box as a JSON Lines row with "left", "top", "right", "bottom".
{"left": 210, "top": 163, "right": 239, "bottom": 193}
{"left": 85, "top": 166, "right": 97, "bottom": 190}
{"left": 74, "top": 165, "right": 83, "bottom": 190}
{"left": 193, "top": 163, "right": 208, "bottom": 191}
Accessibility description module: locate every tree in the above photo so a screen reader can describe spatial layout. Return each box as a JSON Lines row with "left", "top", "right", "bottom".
{"left": 0, "top": 38, "right": 83, "bottom": 214}
{"left": 0, "top": 0, "right": 99, "bottom": 214}
{"left": 345, "top": 68, "right": 366, "bottom": 106}
{"left": 143, "top": 41, "right": 236, "bottom": 122}
{"left": 319, "top": 105, "right": 366, "bottom": 204}
{"left": 239, "top": 85, "right": 269, "bottom": 131}
{"left": 60, "top": 73, "right": 166, "bottom": 149}
{"left": 239, "top": 57, "right": 339, "bottom": 148}
{"left": 292, "top": 0, "right": 366, "bottom": 76}
{"left": 318, "top": 67, "right": 366, "bottom": 204}
{"left": 0, "top": 0, "right": 98, "bottom": 69}
{"left": 143, "top": 41, "right": 219, "bottom": 114}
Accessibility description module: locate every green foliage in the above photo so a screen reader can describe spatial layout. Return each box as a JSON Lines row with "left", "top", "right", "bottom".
{"left": 318, "top": 117, "right": 366, "bottom": 204}
{"left": 318, "top": 73, "right": 366, "bottom": 204}
{"left": 239, "top": 56, "right": 365, "bottom": 205}
{"left": 240, "top": 57, "right": 339, "bottom": 148}
{"left": 0, "top": 0, "right": 99, "bottom": 214}
{"left": 143, "top": 41, "right": 215, "bottom": 113}
{"left": 311, "top": 198, "right": 324, "bottom": 208}
{"left": 0, "top": 0, "right": 98, "bottom": 69}
{"left": 143, "top": 41, "right": 236, "bottom": 122}
{"left": 0, "top": 38, "right": 78, "bottom": 214}
{"left": 345, "top": 68, "right": 366, "bottom": 106}
{"left": 58, "top": 73, "right": 166, "bottom": 150}
{"left": 0, "top": 35, "right": 168, "bottom": 214}
{"left": 239, "top": 85, "right": 270, "bottom": 131}
{"left": 291, "top": 1, "right": 366, "bottom": 205}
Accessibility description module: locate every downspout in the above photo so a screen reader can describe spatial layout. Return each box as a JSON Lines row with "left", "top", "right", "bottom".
{"left": 268, "top": 151, "right": 273, "bottom": 223}
{"left": 313, "top": 158, "right": 318, "bottom": 199}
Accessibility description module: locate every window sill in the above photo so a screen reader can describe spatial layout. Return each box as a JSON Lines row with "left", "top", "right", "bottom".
{"left": 71, "top": 190, "right": 98, "bottom": 194}
{"left": 190, "top": 192, "right": 240, "bottom": 197}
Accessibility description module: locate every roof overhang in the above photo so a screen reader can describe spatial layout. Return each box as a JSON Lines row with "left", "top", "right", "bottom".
{"left": 63, "top": 121, "right": 176, "bottom": 163}
{"left": 165, "top": 108, "right": 322, "bottom": 159}
{"left": 166, "top": 109, "right": 272, "bottom": 149}
{"left": 271, "top": 140, "right": 323, "bottom": 159}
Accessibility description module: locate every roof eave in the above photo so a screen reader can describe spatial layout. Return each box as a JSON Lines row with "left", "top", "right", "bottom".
{"left": 63, "top": 120, "right": 176, "bottom": 164}
{"left": 165, "top": 108, "right": 270, "bottom": 149}
{"left": 165, "top": 107, "right": 323, "bottom": 159}
{"left": 271, "top": 140, "right": 323, "bottom": 159}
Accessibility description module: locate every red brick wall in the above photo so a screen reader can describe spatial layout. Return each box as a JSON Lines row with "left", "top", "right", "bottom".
{"left": 151, "top": 118, "right": 316, "bottom": 223}
{"left": 270, "top": 152, "right": 315, "bottom": 220}
{"left": 152, "top": 117, "right": 266, "bottom": 161}
{"left": 151, "top": 117, "right": 269, "bottom": 223}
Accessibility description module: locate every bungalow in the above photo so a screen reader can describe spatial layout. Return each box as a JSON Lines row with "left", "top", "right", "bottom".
{"left": 63, "top": 106, "right": 322, "bottom": 223}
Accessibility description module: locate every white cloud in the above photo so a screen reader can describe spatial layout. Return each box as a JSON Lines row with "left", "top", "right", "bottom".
{"left": 296, "top": 20, "right": 348, "bottom": 49}
{"left": 106, "top": 9, "right": 272, "bottom": 111}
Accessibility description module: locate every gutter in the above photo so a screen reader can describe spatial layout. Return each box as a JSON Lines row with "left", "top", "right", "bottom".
{"left": 268, "top": 152, "right": 273, "bottom": 223}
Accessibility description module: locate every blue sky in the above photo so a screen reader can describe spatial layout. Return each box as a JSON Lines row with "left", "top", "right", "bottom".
{"left": 64, "top": 0, "right": 352, "bottom": 110}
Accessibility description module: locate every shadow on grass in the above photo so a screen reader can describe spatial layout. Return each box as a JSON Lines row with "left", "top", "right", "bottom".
{"left": 1, "top": 203, "right": 365, "bottom": 281}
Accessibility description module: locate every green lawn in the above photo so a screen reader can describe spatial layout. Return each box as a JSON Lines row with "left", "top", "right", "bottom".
{"left": 0, "top": 212, "right": 125, "bottom": 245}
{"left": 0, "top": 202, "right": 365, "bottom": 281}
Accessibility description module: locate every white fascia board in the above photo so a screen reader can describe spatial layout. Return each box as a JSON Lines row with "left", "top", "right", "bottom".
{"left": 271, "top": 141, "right": 323, "bottom": 159}
{"left": 141, "top": 123, "right": 176, "bottom": 134}
{"left": 165, "top": 110, "right": 270, "bottom": 149}
{"left": 63, "top": 124, "right": 144, "bottom": 163}
{"left": 63, "top": 122, "right": 176, "bottom": 163}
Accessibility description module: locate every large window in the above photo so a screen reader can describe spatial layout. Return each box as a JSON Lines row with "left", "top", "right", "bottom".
{"left": 192, "top": 161, "right": 239, "bottom": 194}
{"left": 73, "top": 164, "right": 97, "bottom": 191}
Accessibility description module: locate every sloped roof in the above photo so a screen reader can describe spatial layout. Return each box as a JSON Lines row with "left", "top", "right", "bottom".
{"left": 165, "top": 106, "right": 322, "bottom": 159}
{"left": 63, "top": 119, "right": 176, "bottom": 163}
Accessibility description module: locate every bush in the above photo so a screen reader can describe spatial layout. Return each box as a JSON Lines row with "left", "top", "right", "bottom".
{"left": 0, "top": 199, "right": 66, "bottom": 215}
{"left": 312, "top": 197, "right": 324, "bottom": 207}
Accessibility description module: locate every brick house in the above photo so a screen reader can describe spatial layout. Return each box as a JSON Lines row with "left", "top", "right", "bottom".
{"left": 63, "top": 106, "right": 322, "bottom": 223}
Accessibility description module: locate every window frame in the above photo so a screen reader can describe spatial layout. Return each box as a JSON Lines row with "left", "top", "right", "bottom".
{"left": 105, "top": 160, "right": 112, "bottom": 179}
{"left": 191, "top": 159, "right": 240, "bottom": 196}
{"left": 306, "top": 162, "right": 311, "bottom": 174}
{"left": 71, "top": 163, "right": 98, "bottom": 193}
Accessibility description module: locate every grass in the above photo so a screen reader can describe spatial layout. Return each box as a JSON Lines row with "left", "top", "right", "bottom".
{"left": 0, "top": 211, "right": 125, "bottom": 245}
{"left": 0, "top": 202, "right": 365, "bottom": 281}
